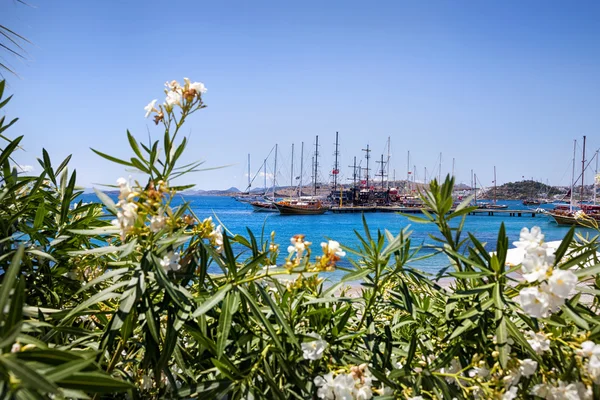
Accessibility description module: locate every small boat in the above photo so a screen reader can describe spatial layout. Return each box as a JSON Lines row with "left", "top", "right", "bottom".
{"left": 274, "top": 198, "right": 328, "bottom": 215}
{"left": 250, "top": 200, "right": 278, "bottom": 212}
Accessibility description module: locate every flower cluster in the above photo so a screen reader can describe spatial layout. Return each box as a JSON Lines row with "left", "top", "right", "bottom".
{"left": 315, "top": 240, "right": 346, "bottom": 271}
{"left": 516, "top": 227, "right": 578, "bottom": 318}
{"left": 160, "top": 250, "right": 181, "bottom": 272}
{"left": 112, "top": 177, "right": 139, "bottom": 240}
{"left": 301, "top": 332, "right": 328, "bottom": 360}
{"left": 144, "top": 78, "right": 207, "bottom": 125}
{"left": 530, "top": 381, "right": 592, "bottom": 399}
{"left": 314, "top": 364, "right": 373, "bottom": 400}
{"left": 577, "top": 340, "right": 600, "bottom": 384}
{"left": 286, "top": 234, "right": 311, "bottom": 267}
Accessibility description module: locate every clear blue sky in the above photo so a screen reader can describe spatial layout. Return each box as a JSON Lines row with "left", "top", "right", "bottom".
{"left": 3, "top": 0, "right": 600, "bottom": 190}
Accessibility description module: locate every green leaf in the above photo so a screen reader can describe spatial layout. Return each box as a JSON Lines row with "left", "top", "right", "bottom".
{"left": 45, "top": 359, "right": 95, "bottom": 382}
{"left": 216, "top": 290, "right": 239, "bottom": 358}
{"left": 192, "top": 284, "right": 233, "bottom": 318}
{"left": 93, "top": 188, "right": 118, "bottom": 215}
{"left": 56, "top": 372, "right": 133, "bottom": 392}
{"left": 563, "top": 303, "right": 590, "bottom": 330}
{"left": 90, "top": 148, "right": 134, "bottom": 167}
{"left": 257, "top": 284, "right": 299, "bottom": 347}
{"left": 0, "top": 356, "right": 58, "bottom": 393}
{"left": 0, "top": 246, "right": 24, "bottom": 328}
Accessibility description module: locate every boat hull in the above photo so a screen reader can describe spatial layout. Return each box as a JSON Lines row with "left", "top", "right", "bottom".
{"left": 274, "top": 203, "right": 328, "bottom": 215}
{"left": 250, "top": 201, "right": 278, "bottom": 212}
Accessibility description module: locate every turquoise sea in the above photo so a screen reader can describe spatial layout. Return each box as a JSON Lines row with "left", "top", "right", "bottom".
{"left": 80, "top": 194, "right": 585, "bottom": 282}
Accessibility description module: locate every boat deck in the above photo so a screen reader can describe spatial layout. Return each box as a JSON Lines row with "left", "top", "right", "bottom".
{"left": 330, "top": 206, "right": 539, "bottom": 217}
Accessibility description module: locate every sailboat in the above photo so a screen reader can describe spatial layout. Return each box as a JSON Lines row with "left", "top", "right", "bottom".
{"left": 478, "top": 167, "right": 508, "bottom": 209}
{"left": 548, "top": 136, "right": 600, "bottom": 225}
{"left": 274, "top": 137, "right": 329, "bottom": 215}
{"left": 251, "top": 145, "right": 279, "bottom": 212}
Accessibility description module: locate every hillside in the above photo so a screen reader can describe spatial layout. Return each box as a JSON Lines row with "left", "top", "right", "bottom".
{"left": 483, "top": 180, "right": 566, "bottom": 200}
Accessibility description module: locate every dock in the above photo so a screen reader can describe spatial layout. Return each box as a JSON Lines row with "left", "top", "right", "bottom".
{"left": 330, "top": 206, "right": 539, "bottom": 217}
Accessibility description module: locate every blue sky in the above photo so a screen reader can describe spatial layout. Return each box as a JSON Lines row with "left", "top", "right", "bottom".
{"left": 3, "top": 0, "right": 600, "bottom": 190}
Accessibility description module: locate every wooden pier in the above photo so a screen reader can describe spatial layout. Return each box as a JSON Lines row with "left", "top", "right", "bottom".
{"left": 330, "top": 206, "right": 539, "bottom": 217}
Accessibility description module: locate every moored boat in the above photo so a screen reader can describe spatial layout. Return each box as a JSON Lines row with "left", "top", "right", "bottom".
{"left": 274, "top": 198, "right": 328, "bottom": 215}
{"left": 250, "top": 200, "right": 278, "bottom": 212}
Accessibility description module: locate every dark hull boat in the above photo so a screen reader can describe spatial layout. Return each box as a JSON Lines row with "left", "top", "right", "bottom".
{"left": 274, "top": 199, "right": 328, "bottom": 215}
{"left": 250, "top": 201, "right": 278, "bottom": 212}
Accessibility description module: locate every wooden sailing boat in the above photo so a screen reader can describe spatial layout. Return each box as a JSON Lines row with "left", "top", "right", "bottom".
{"left": 251, "top": 146, "right": 278, "bottom": 212}
{"left": 274, "top": 137, "right": 328, "bottom": 215}
{"left": 548, "top": 136, "right": 600, "bottom": 225}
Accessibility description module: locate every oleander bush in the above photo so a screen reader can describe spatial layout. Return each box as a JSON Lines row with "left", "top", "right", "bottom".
{"left": 1, "top": 78, "right": 600, "bottom": 399}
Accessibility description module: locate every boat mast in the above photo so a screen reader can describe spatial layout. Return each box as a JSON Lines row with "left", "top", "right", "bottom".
{"left": 494, "top": 166, "right": 497, "bottom": 205}
{"left": 333, "top": 132, "right": 339, "bottom": 191}
{"left": 263, "top": 158, "right": 267, "bottom": 195}
{"left": 314, "top": 135, "right": 319, "bottom": 196}
{"left": 273, "top": 144, "right": 278, "bottom": 200}
{"left": 362, "top": 144, "right": 371, "bottom": 189}
{"left": 407, "top": 150, "right": 410, "bottom": 194}
{"left": 386, "top": 136, "right": 391, "bottom": 190}
{"left": 299, "top": 142, "right": 304, "bottom": 197}
{"left": 424, "top": 167, "right": 427, "bottom": 185}
{"left": 474, "top": 173, "right": 477, "bottom": 204}
{"left": 595, "top": 150, "right": 599, "bottom": 205}
{"left": 581, "top": 135, "right": 586, "bottom": 205}
{"left": 290, "top": 143, "right": 294, "bottom": 188}
{"left": 378, "top": 154, "right": 385, "bottom": 190}
{"left": 349, "top": 156, "right": 357, "bottom": 205}
{"left": 570, "top": 140, "right": 576, "bottom": 211}
{"left": 247, "top": 154, "right": 251, "bottom": 190}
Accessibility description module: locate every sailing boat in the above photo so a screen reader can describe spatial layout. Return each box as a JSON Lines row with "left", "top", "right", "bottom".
{"left": 274, "top": 137, "right": 328, "bottom": 215}
{"left": 548, "top": 136, "right": 600, "bottom": 225}
{"left": 251, "top": 146, "right": 279, "bottom": 212}
{"left": 479, "top": 167, "right": 508, "bottom": 209}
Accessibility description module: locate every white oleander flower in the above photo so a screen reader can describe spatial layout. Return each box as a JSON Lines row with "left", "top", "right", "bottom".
{"left": 549, "top": 381, "right": 582, "bottom": 400}
{"left": 530, "top": 383, "right": 551, "bottom": 398}
{"left": 503, "top": 387, "right": 518, "bottom": 400}
{"left": 521, "top": 254, "right": 551, "bottom": 283}
{"left": 141, "top": 374, "right": 152, "bottom": 390}
{"left": 165, "top": 80, "right": 182, "bottom": 92}
{"left": 116, "top": 177, "right": 133, "bottom": 200}
{"left": 575, "top": 382, "right": 593, "bottom": 400}
{"left": 314, "top": 372, "right": 335, "bottom": 400}
{"left": 11, "top": 343, "right": 21, "bottom": 353}
{"left": 525, "top": 331, "right": 550, "bottom": 354}
{"left": 209, "top": 225, "right": 224, "bottom": 253}
{"left": 520, "top": 359, "right": 538, "bottom": 377}
{"left": 587, "top": 355, "right": 600, "bottom": 384}
{"left": 301, "top": 332, "right": 328, "bottom": 360}
{"left": 150, "top": 215, "right": 166, "bottom": 233}
{"left": 578, "top": 341, "right": 600, "bottom": 358}
{"left": 165, "top": 90, "right": 182, "bottom": 107}
{"left": 332, "top": 373, "right": 356, "bottom": 400}
{"left": 574, "top": 210, "right": 586, "bottom": 220}
{"left": 513, "top": 226, "right": 545, "bottom": 251}
{"left": 503, "top": 369, "right": 521, "bottom": 388}
{"left": 112, "top": 201, "right": 138, "bottom": 240}
{"left": 321, "top": 240, "right": 346, "bottom": 258}
{"left": 144, "top": 99, "right": 157, "bottom": 118}
{"left": 407, "top": 397, "right": 424, "bottom": 400}
{"left": 547, "top": 269, "right": 577, "bottom": 299}
{"left": 519, "top": 286, "right": 550, "bottom": 318}
{"left": 184, "top": 77, "right": 207, "bottom": 94}
{"left": 468, "top": 366, "right": 489, "bottom": 378}
{"left": 160, "top": 251, "right": 181, "bottom": 272}
{"left": 355, "top": 385, "right": 373, "bottom": 400}
{"left": 288, "top": 235, "right": 310, "bottom": 256}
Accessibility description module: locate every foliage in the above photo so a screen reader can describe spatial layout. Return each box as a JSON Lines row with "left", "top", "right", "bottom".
{"left": 2, "top": 78, "right": 600, "bottom": 400}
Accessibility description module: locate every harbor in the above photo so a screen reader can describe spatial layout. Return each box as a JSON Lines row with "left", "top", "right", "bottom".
{"left": 330, "top": 205, "right": 540, "bottom": 217}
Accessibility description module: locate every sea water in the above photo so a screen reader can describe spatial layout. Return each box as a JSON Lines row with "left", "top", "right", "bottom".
{"left": 80, "top": 194, "right": 586, "bottom": 282}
